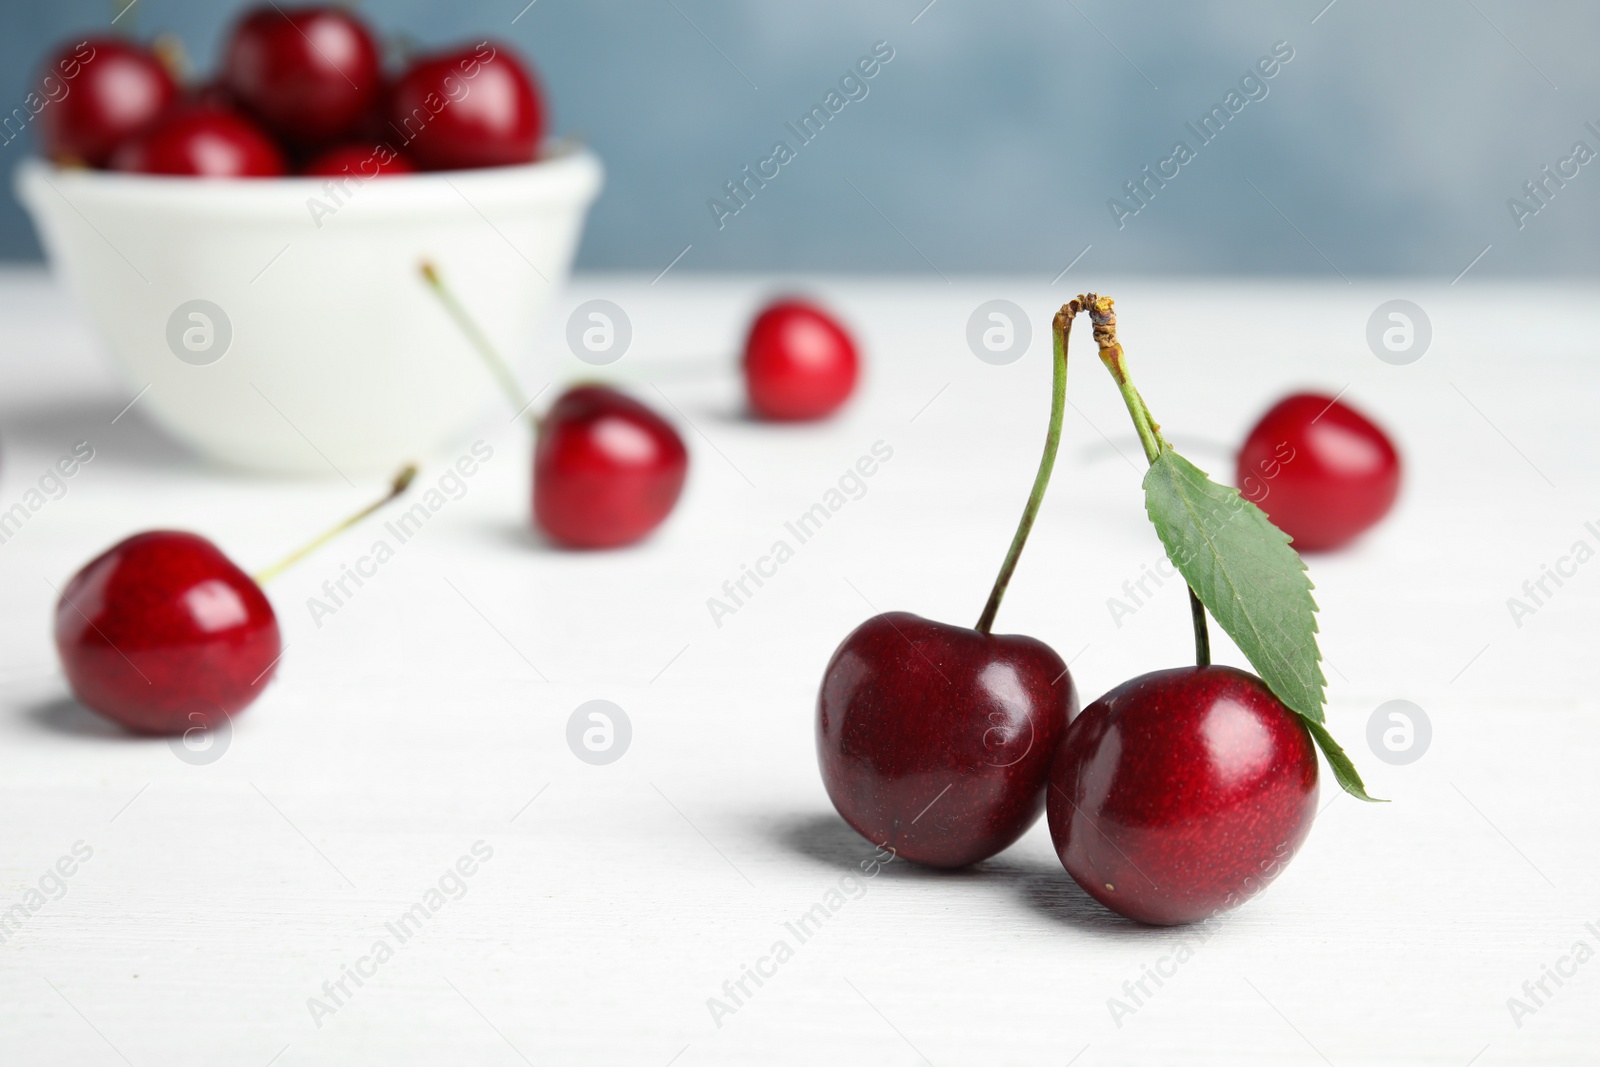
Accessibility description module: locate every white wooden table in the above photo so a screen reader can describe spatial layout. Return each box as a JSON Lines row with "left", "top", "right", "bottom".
{"left": 1, "top": 268, "right": 1595, "bottom": 1066}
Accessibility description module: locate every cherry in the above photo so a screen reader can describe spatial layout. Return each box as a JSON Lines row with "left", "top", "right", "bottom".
{"left": 53, "top": 468, "right": 414, "bottom": 735}
{"left": 534, "top": 386, "right": 688, "bottom": 548}
{"left": 419, "top": 263, "right": 688, "bottom": 550}
{"left": 301, "top": 143, "right": 417, "bottom": 177}
{"left": 1046, "top": 666, "right": 1319, "bottom": 925}
{"left": 389, "top": 42, "right": 543, "bottom": 170}
{"left": 1236, "top": 392, "right": 1400, "bottom": 551}
{"left": 54, "top": 531, "right": 281, "bottom": 736}
{"left": 37, "top": 38, "right": 178, "bottom": 167}
{"left": 816, "top": 306, "right": 1078, "bottom": 867}
{"left": 110, "top": 105, "right": 287, "bottom": 177}
{"left": 742, "top": 299, "right": 860, "bottom": 421}
{"left": 221, "top": 5, "right": 382, "bottom": 146}
{"left": 819, "top": 613, "right": 1075, "bottom": 867}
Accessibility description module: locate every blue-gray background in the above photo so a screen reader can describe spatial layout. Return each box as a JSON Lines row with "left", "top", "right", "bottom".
{"left": 2, "top": 0, "right": 1596, "bottom": 276}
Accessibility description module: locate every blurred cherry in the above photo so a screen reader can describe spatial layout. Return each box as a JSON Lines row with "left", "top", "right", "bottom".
{"left": 38, "top": 38, "right": 177, "bottom": 167}
{"left": 301, "top": 143, "right": 417, "bottom": 177}
{"left": 390, "top": 41, "right": 543, "bottom": 170}
{"left": 534, "top": 386, "right": 688, "bottom": 548}
{"left": 222, "top": 5, "right": 382, "bottom": 146}
{"left": 111, "top": 105, "right": 286, "bottom": 177}
{"left": 743, "top": 299, "right": 860, "bottom": 421}
{"left": 1236, "top": 392, "right": 1400, "bottom": 551}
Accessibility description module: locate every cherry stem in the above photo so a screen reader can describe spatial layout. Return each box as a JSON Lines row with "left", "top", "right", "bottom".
{"left": 253, "top": 465, "right": 418, "bottom": 585}
{"left": 420, "top": 261, "right": 540, "bottom": 431}
{"left": 975, "top": 305, "right": 1070, "bottom": 635}
{"left": 1070, "top": 293, "right": 1211, "bottom": 668}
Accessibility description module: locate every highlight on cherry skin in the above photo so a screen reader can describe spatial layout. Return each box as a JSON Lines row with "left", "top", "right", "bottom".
{"left": 742, "top": 298, "right": 860, "bottom": 421}
{"left": 1236, "top": 392, "right": 1401, "bottom": 552}
{"left": 1046, "top": 665, "right": 1319, "bottom": 926}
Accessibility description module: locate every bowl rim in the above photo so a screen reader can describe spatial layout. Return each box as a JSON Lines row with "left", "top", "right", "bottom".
{"left": 15, "top": 142, "right": 603, "bottom": 218}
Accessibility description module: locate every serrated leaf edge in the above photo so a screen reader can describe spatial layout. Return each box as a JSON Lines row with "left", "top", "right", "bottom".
{"left": 1142, "top": 449, "right": 1328, "bottom": 721}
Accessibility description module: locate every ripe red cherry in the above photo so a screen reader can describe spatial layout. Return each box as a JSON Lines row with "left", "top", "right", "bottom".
{"left": 301, "top": 144, "right": 417, "bottom": 177}
{"left": 37, "top": 38, "right": 178, "bottom": 167}
{"left": 742, "top": 299, "right": 860, "bottom": 421}
{"left": 54, "top": 531, "right": 282, "bottom": 736}
{"left": 389, "top": 42, "right": 543, "bottom": 170}
{"left": 221, "top": 5, "right": 382, "bottom": 146}
{"left": 534, "top": 385, "right": 687, "bottom": 548}
{"left": 1236, "top": 392, "right": 1400, "bottom": 551}
{"left": 818, "top": 612, "right": 1076, "bottom": 868}
{"left": 1047, "top": 666, "right": 1318, "bottom": 925}
{"left": 110, "top": 105, "right": 287, "bottom": 177}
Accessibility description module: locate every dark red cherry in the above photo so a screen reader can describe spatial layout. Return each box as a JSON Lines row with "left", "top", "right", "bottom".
{"left": 221, "top": 5, "right": 382, "bottom": 146}
{"left": 1047, "top": 665, "right": 1318, "bottom": 925}
{"left": 1236, "top": 392, "right": 1400, "bottom": 551}
{"left": 300, "top": 143, "right": 417, "bottom": 177}
{"left": 54, "top": 531, "right": 282, "bottom": 736}
{"left": 389, "top": 41, "right": 543, "bottom": 170}
{"left": 110, "top": 105, "right": 287, "bottom": 177}
{"left": 743, "top": 299, "right": 860, "bottom": 421}
{"left": 818, "top": 612, "right": 1076, "bottom": 868}
{"left": 37, "top": 38, "right": 178, "bottom": 167}
{"left": 534, "top": 385, "right": 687, "bottom": 549}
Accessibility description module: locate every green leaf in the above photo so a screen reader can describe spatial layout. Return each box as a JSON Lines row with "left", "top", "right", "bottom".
{"left": 1302, "top": 717, "right": 1385, "bottom": 802}
{"left": 1141, "top": 449, "right": 1326, "bottom": 721}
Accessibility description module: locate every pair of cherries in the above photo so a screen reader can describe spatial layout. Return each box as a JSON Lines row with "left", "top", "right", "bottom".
{"left": 52, "top": 298, "right": 859, "bottom": 736}
{"left": 817, "top": 307, "right": 1400, "bottom": 925}
{"left": 39, "top": 6, "right": 542, "bottom": 178}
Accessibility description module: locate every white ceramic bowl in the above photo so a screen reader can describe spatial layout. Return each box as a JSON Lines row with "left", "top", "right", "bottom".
{"left": 15, "top": 149, "right": 602, "bottom": 475}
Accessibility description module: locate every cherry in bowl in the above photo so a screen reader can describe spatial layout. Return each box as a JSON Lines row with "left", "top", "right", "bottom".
{"left": 110, "top": 105, "right": 287, "bottom": 177}
{"left": 390, "top": 42, "right": 544, "bottom": 171}
{"left": 222, "top": 5, "right": 383, "bottom": 147}
{"left": 301, "top": 144, "right": 417, "bottom": 178}
{"left": 37, "top": 38, "right": 178, "bottom": 168}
